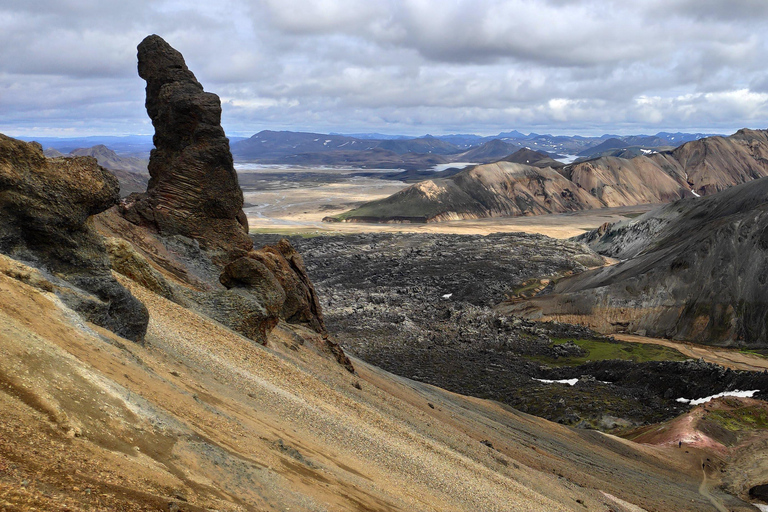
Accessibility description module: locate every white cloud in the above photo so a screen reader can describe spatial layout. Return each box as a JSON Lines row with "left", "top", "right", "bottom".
{"left": 0, "top": 0, "right": 767, "bottom": 136}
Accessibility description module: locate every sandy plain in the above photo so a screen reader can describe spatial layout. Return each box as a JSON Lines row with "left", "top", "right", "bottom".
{"left": 238, "top": 165, "right": 658, "bottom": 237}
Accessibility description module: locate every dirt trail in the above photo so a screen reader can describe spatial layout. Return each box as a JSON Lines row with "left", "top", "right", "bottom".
{"left": 615, "top": 334, "right": 768, "bottom": 372}
{"left": 699, "top": 460, "right": 728, "bottom": 512}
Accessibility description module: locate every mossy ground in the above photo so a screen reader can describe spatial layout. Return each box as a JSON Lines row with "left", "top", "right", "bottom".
{"left": 707, "top": 405, "right": 768, "bottom": 431}
{"left": 530, "top": 337, "right": 689, "bottom": 367}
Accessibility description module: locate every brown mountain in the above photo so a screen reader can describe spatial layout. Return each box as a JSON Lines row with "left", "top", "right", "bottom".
{"left": 69, "top": 144, "right": 148, "bottom": 174}
{"left": 328, "top": 161, "right": 602, "bottom": 223}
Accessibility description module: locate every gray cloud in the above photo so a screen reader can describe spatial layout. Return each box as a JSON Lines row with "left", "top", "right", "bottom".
{"left": 0, "top": 0, "right": 766, "bottom": 137}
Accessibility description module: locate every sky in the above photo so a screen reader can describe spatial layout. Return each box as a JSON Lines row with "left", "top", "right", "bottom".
{"left": 1, "top": 0, "right": 768, "bottom": 138}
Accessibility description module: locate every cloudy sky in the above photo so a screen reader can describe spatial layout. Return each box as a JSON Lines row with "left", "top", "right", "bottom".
{"left": 2, "top": 0, "right": 767, "bottom": 137}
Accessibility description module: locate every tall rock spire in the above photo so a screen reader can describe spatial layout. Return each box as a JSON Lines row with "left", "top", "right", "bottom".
{"left": 125, "top": 34, "right": 252, "bottom": 256}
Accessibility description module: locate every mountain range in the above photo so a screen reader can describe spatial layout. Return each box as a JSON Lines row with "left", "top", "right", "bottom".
{"left": 330, "top": 129, "right": 768, "bottom": 223}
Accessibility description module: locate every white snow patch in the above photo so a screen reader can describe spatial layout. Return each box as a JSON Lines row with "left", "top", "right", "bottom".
{"left": 313, "top": 138, "right": 319, "bottom": 141}
{"left": 441, "top": 293, "right": 453, "bottom": 299}
{"left": 691, "top": 190, "right": 701, "bottom": 197}
{"left": 640, "top": 149, "right": 657, "bottom": 155}
{"left": 754, "top": 505, "right": 768, "bottom": 512}
{"left": 676, "top": 390, "right": 759, "bottom": 405}
{"left": 554, "top": 154, "right": 579, "bottom": 164}
{"left": 429, "top": 162, "right": 478, "bottom": 172}
{"left": 534, "top": 378, "right": 579, "bottom": 386}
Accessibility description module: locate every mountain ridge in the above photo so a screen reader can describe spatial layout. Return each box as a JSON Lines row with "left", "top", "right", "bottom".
{"left": 330, "top": 129, "right": 768, "bottom": 223}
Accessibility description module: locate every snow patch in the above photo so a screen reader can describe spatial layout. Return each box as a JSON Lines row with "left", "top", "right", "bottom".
{"left": 676, "top": 390, "right": 759, "bottom": 405}
{"left": 691, "top": 190, "right": 701, "bottom": 197}
{"left": 441, "top": 293, "right": 453, "bottom": 299}
{"left": 534, "top": 378, "right": 579, "bottom": 386}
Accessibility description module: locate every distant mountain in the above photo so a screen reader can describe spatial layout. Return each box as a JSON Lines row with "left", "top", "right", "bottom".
{"left": 432, "top": 133, "right": 484, "bottom": 148}
{"left": 329, "top": 129, "right": 768, "bottom": 223}
{"left": 69, "top": 144, "right": 148, "bottom": 174}
{"left": 44, "top": 144, "right": 149, "bottom": 197}
{"left": 231, "top": 130, "right": 374, "bottom": 160}
{"left": 43, "top": 148, "right": 65, "bottom": 158}
{"left": 497, "top": 130, "right": 529, "bottom": 139}
{"left": 457, "top": 139, "right": 522, "bottom": 162}
{"left": 228, "top": 129, "right": 727, "bottom": 168}
{"left": 501, "top": 148, "right": 563, "bottom": 168}
{"left": 375, "top": 136, "right": 460, "bottom": 155}
{"left": 576, "top": 138, "right": 628, "bottom": 157}
{"left": 508, "top": 175, "right": 768, "bottom": 346}
{"left": 20, "top": 135, "right": 153, "bottom": 156}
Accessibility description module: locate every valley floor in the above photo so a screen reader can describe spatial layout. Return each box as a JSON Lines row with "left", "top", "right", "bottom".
{"left": 237, "top": 165, "right": 658, "bottom": 237}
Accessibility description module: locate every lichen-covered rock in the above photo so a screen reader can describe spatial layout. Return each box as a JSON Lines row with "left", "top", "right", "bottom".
{"left": 104, "top": 237, "right": 177, "bottom": 301}
{"left": 123, "top": 34, "right": 251, "bottom": 256}
{"left": 0, "top": 134, "right": 148, "bottom": 341}
{"left": 248, "top": 240, "right": 326, "bottom": 334}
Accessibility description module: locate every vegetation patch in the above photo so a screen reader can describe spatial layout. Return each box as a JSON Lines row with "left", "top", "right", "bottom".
{"left": 530, "top": 337, "right": 689, "bottom": 367}
{"left": 706, "top": 406, "right": 768, "bottom": 431}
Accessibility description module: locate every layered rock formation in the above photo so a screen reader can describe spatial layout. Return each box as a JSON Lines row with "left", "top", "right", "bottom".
{"left": 333, "top": 129, "right": 768, "bottom": 223}
{"left": 122, "top": 34, "right": 251, "bottom": 255}
{"left": 107, "top": 35, "right": 349, "bottom": 368}
{"left": 0, "top": 134, "right": 149, "bottom": 341}
{"left": 504, "top": 176, "right": 768, "bottom": 346}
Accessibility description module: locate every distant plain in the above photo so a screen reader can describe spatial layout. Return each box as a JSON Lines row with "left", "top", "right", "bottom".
{"left": 238, "top": 164, "right": 657, "bottom": 237}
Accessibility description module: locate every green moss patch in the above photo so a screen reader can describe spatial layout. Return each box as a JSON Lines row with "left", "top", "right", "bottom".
{"left": 706, "top": 406, "right": 768, "bottom": 431}
{"left": 531, "top": 338, "right": 689, "bottom": 367}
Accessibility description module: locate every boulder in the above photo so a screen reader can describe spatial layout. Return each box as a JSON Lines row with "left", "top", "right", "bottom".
{"left": 122, "top": 34, "right": 251, "bottom": 257}
{"left": 247, "top": 240, "right": 326, "bottom": 334}
{"left": 0, "top": 135, "right": 148, "bottom": 341}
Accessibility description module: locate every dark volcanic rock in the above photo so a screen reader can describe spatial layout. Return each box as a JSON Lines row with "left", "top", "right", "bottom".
{"left": 513, "top": 176, "right": 768, "bottom": 346}
{"left": 123, "top": 34, "right": 251, "bottom": 256}
{"left": 0, "top": 134, "right": 148, "bottom": 341}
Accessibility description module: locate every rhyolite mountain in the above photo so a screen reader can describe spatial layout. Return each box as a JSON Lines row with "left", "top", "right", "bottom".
{"left": 328, "top": 160, "right": 604, "bottom": 223}
{"left": 332, "top": 129, "right": 768, "bottom": 223}
{"left": 503, "top": 175, "right": 768, "bottom": 346}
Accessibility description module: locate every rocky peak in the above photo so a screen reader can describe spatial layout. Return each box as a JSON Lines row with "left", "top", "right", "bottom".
{"left": 122, "top": 34, "right": 251, "bottom": 256}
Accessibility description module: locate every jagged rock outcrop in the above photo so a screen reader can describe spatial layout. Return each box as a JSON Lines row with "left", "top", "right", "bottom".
{"left": 505, "top": 176, "right": 768, "bottom": 346}
{"left": 217, "top": 240, "right": 353, "bottom": 371}
{"left": 121, "top": 34, "right": 251, "bottom": 255}
{"left": 0, "top": 134, "right": 149, "bottom": 341}
{"left": 92, "top": 34, "right": 350, "bottom": 369}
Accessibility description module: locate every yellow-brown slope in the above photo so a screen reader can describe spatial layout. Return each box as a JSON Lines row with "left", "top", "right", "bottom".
{"left": 0, "top": 254, "right": 754, "bottom": 511}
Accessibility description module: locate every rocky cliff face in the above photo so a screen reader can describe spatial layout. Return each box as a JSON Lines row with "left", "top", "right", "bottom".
{"left": 121, "top": 35, "right": 251, "bottom": 256}
{"left": 506, "top": 177, "right": 768, "bottom": 346}
{"left": 0, "top": 134, "right": 149, "bottom": 341}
